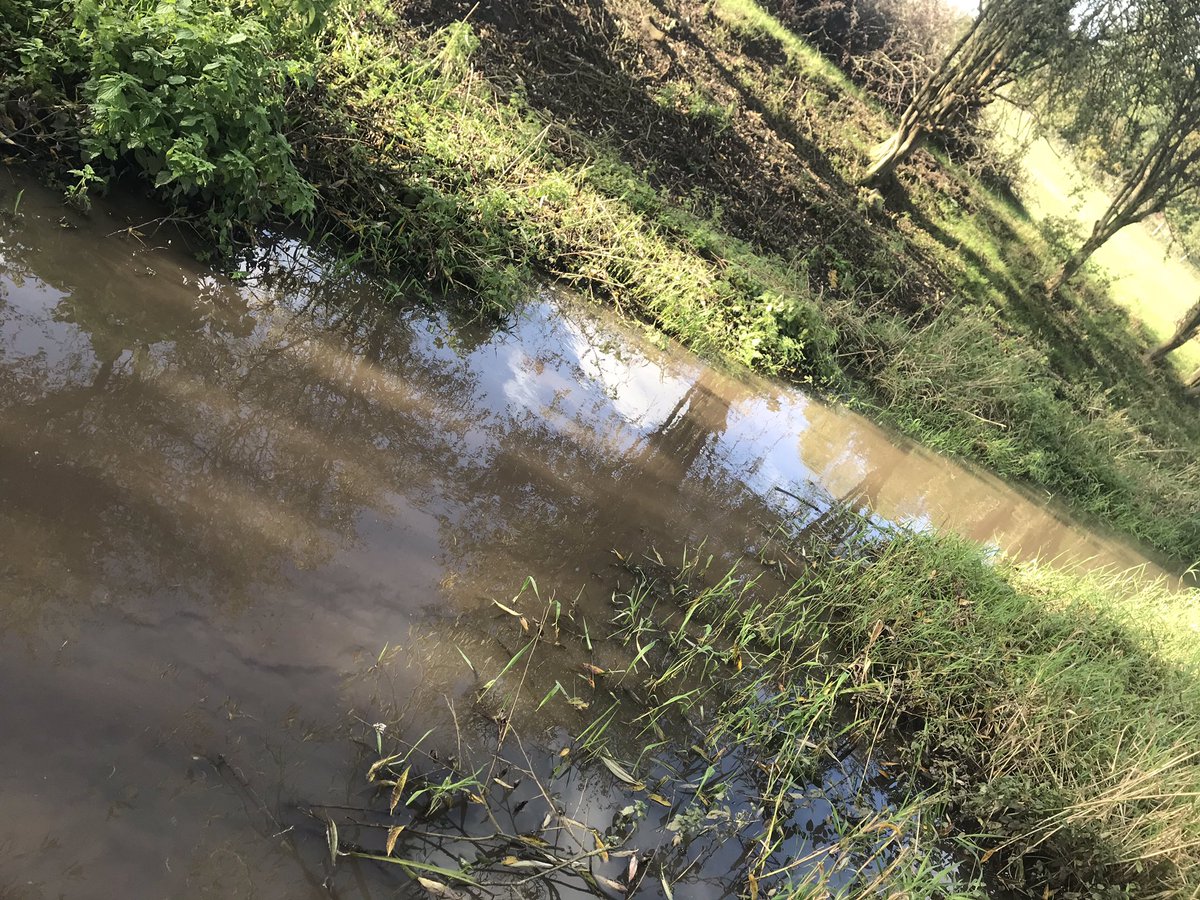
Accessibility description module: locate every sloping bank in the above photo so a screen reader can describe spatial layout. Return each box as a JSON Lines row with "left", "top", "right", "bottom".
{"left": 346, "top": 525, "right": 1200, "bottom": 898}
{"left": 1, "top": 0, "right": 1197, "bottom": 561}
{"left": 2, "top": 1, "right": 1198, "bottom": 896}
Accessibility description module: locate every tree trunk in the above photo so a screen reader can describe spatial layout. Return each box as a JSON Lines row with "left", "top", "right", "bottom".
{"left": 1049, "top": 93, "right": 1200, "bottom": 299}
{"left": 861, "top": 119, "right": 926, "bottom": 184}
{"left": 1144, "top": 297, "right": 1200, "bottom": 364}
{"left": 1045, "top": 229, "right": 1106, "bottom": 297}
{"left": 859, "top": 8, "right": 1003, "bottom": 185}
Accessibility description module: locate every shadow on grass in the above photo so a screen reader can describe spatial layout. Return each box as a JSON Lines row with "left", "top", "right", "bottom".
{"left": 398, "top": 0, "right": 931, "bottom": 306}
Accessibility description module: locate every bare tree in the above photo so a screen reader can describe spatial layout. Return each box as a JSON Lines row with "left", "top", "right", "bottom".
{"left": 1144, "top": 296, "right": 1200, "bottom": 363}
{"left": 860, "top": 0, "right": 1080, "bottom": 184}
{"left": 1185, "top": 364, "right": 1200, "bottom": 396}
{"left": 1046, "top": 2, "right": 1200, "bottom": 295}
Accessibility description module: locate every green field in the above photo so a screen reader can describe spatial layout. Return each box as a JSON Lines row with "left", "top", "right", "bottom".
{"left": 997, "top": 105, "right": 1200, "bottom": 374}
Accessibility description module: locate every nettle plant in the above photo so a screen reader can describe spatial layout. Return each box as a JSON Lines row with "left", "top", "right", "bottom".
{"left": 75, "top": 0, "right": 318, "bottom": 242}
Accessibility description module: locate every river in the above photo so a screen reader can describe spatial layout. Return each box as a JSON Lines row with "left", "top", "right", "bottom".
{"left": 0, "top": 173, "right": 1182, "bottom": 898}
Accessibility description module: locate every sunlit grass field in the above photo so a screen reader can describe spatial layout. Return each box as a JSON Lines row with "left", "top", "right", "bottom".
{"left": 996, "top": 107, "right": 1200, "bottom": 375}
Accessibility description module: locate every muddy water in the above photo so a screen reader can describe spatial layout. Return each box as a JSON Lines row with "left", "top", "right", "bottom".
{"left": 0, "top": 174, "right": 1181, "bottom": 899}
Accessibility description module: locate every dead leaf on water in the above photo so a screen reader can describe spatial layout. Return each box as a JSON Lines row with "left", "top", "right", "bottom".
{"left": 599, "top": 756, "right": 640, "bottom": 786}
{"left": 325, "top": 817, "right": 339, "bottom": 866}
{"left": 593, "top": 831, "right": 609, "bottom": 863}
{"left": 385, "top": 824, "right": 404, "bottom": 856}
{"left": 367, "top": 753, "right": 403, "bottom": 782}
{"left": 417, "top": 876, "right": 457, "bottom": 897}
{"left": 389, "top": 766, "right": 410, "bottom": 814}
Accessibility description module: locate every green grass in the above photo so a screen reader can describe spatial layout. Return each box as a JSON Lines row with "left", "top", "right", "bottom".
{"left": 802, "top": 535, "right": 1200, "bottom": 895}
{"left": 710, "top": 0, "right": 862, "bottom": 96}
{"left": 303, "top": 6, "right": 838, "bottom": 374}
{"left": 615, "top": 523, "right": 1200, "bottom": 896}
{"left": 341, "top": 522, "right": 1200, "bottom": 898}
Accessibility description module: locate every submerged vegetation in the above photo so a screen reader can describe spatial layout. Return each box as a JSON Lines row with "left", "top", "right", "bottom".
{"left": 325, "top": 517, "right": 1200, "bottom": 898}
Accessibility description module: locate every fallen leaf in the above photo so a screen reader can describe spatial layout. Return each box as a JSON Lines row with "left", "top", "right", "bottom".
{"left": 325, "top": 817, "right": 339, "bottom": 865}
{"left": 599, "top": 756, "right": 640, "bottom": 786}
{"left": 367, "top": 753, "right": 403, "bottom": 782}
{"left": 417, "top": 876, "right": 457, "bottom": 897}
{"left": 389, "top": 766, "right": 410, "bottom": 814}
{"left": 593, "top": 831, "right": 609, "bottom": 863}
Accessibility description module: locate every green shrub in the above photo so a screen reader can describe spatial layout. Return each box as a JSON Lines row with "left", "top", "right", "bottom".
{"left": 3, "top": 0, "right": 321, "bottom": 243}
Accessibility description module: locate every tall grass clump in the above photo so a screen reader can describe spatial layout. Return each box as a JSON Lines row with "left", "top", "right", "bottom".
{"left": 608, "top": 525, "right": 1200, "bottom": 895}
{"left": 795, "top": 530, "right": 1200, "bottom": 896}
{"left": 330, "top": 555, "right": 983, "bottom": 899}
{"left": 334, "top": 520, "right": 1197, "bottom": 897}
{"left": 871, "top": 311, "right": 1200, "bottom": 556}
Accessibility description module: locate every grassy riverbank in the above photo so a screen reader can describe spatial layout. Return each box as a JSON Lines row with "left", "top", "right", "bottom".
{"left": 3, "top": 0, "right": 1197, "bottom": 562}
{"left": 622, "top": 526, "right": 1200, "bottom": 896}
{"left": 343, "top": 522, "right": 1200, "bottom": 898}
{"left": 5, "top": 3, "right": 1200, "bottom": 896}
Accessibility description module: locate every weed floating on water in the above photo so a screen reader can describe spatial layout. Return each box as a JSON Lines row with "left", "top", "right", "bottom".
{"left": 315, "top": 501, "right": 1199, "bottom": 898}
{"left": 315, "top": 538, "right": 979, "bottom": 897}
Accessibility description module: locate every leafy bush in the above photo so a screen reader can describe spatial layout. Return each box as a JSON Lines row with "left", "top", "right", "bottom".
{"left": 3, "top": 0, "right": 321, "bottom": 242}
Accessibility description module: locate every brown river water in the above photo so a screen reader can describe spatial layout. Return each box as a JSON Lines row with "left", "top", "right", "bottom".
{"left": 0, "top": 174, "right": 1184, "bottom": 899}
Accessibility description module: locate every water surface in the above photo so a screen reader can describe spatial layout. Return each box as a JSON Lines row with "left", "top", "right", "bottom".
{"left": 0, "top": 174, "right": 1180, "bottom": 898}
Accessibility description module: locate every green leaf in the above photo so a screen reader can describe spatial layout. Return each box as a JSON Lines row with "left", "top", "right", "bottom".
{"left": 480, "top": 639, "right": 534, "bottom": 696}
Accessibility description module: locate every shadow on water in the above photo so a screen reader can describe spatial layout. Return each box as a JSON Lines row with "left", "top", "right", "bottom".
{"left": 0, "top": 173, "right": 1184, "bottom": 898}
